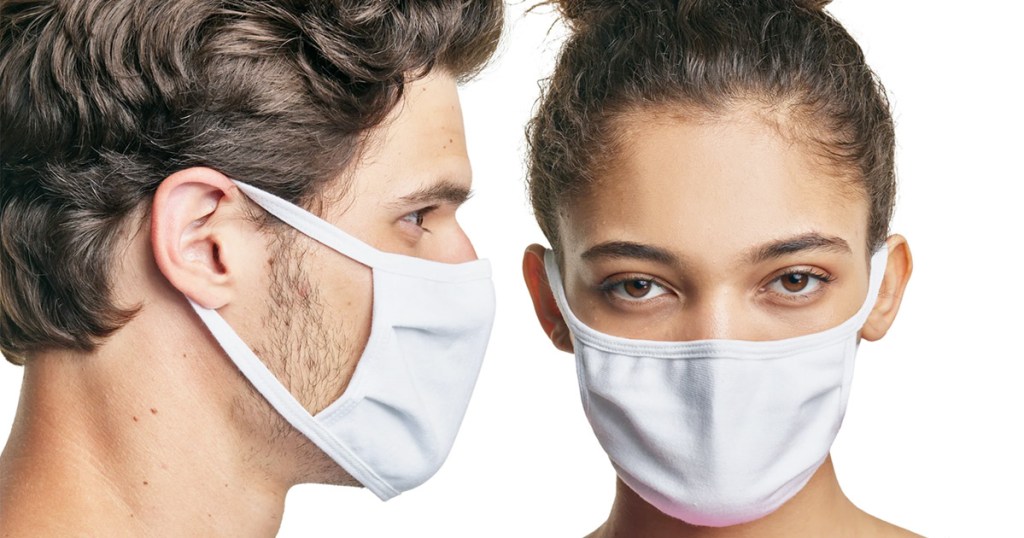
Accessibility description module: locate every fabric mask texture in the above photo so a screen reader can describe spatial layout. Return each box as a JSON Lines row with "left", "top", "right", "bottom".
{"left": 544, "top": 247, "right": 888, "bottom": 527}
{"left": 190, "top": 181, "right": 495, "bottom": 500}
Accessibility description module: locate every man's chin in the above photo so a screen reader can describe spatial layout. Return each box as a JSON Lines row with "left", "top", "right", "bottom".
{"left": 291, "top": 454, "right": 362, "bottom": 488}
{"left": 318, "top": 472, "right": 362, "bottom": 489}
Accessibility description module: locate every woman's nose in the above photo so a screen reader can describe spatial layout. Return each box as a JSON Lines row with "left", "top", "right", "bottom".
{"left": 672, "top": 290, "right": 752, "bottom": 342}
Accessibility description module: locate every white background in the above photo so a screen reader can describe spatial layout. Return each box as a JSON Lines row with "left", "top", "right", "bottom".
{"left": 2, "top": 1, "right": 1023, "bottom": 536}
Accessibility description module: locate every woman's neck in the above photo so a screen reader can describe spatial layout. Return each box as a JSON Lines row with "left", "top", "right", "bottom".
{"left": 590, "top": 456, "right": 904, "bottom": 538}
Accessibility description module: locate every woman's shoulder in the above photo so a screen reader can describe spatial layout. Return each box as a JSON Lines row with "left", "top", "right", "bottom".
{"left": 864, "top": 514, "right": 925, "bottom": 538}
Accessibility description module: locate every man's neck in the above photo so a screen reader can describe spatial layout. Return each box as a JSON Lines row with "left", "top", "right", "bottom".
{"left": 0, "top": 316, "right": 291, "bottom": 537}
{"left": 590, "top": 457, "right": 913, "bottom": 538}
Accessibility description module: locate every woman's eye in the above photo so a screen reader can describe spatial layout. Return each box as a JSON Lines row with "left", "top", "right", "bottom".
{"left": 768, "top": 272, "right": 827, "bottom": 296}
{"left": 606, "top": 278, "right": 670, "bottom": 302}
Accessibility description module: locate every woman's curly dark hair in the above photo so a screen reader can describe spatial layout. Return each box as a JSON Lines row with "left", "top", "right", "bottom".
{"left": 528, "top": 0, "right": 895, "bottom": 254}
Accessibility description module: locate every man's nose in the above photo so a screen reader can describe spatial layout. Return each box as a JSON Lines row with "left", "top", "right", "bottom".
{"left": 443, "top": 222, "right": 478, "bottom": 264}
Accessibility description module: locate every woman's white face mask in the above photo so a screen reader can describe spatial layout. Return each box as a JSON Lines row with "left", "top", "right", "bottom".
{"left": 544, "top": 246, "right": 888, "bottom": 526}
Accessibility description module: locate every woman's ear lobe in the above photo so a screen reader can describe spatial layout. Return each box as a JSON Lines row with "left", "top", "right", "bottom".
{"left": 861, "top": 235, "right": 913, "bottom": 342}
{"left": 523, "top": 244, "right": 574, "bottom": 353}
{"left": 151, "top": 168, "right": 242, "bottom": 309}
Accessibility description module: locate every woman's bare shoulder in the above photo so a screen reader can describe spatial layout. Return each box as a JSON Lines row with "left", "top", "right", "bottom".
{"left": 866, "top": 514, "right": 924, "bottom": 537}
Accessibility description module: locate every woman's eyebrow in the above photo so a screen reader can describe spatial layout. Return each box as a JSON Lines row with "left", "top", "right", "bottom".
{"left": 747, "top": 233, "right": 851, "bottom": 263}
{"left": 580, "top": 241, "right": 678, "bottom": 265}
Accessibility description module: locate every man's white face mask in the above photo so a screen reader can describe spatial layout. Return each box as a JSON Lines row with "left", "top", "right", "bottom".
{"left": 190, "top": 180, "right": 496, "bottom": 499}
{"left": 544, "top": 247, "right": 887, "bottom": 526}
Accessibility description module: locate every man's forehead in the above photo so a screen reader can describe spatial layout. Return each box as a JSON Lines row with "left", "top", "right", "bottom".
{"left": 309, "top": 72, "right": 470, "bottom": 216}
{"left": 381, "top": 73, "right": 467, "bottom": 156}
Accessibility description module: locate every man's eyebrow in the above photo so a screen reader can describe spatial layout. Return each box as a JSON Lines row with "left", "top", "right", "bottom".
{"left": 580, "top": 241, "right": 679, "bottom": 265}
{"left": 748, "top": 233, "right": 852, "bottom": 263}
{"left": 392, "top": 180, "right": 472, "bottom": 208}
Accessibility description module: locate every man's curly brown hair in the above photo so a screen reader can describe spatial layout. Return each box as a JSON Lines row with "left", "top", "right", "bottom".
{"left": 0, "top": 0, "right": 504, "bottom": 363}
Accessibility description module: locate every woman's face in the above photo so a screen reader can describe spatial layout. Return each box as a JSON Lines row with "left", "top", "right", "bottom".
{"left": 550, "top": 108, "right": 882, "bottom": 342}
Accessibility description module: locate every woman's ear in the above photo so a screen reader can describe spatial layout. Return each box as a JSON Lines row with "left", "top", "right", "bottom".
{"left": 523, "top": 244, "right": 574, "bottom": 353}
{"left": 861, "top": 234, "right": 913, "bottom": 341}
{"left": 151, "top": 168, "right": 250, "bottom": 309}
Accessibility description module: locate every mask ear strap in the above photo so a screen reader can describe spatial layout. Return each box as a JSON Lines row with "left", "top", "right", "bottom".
{"left": 232, "top": 180, "right": 385, "bottom": 269}
{"left": 542, "top": 249, "right": 578, "bottom": 326}
{"left": 545, "top": 245, "right": 890, "bottom": 345}
{"left": 187, "top": 299, "right": 400, "bottom": 500}
{"left": 854, "top": 245, "right": 890, "bottom": 325}
{"left": 231, "top": 180, "right": 492, "bottom": 282}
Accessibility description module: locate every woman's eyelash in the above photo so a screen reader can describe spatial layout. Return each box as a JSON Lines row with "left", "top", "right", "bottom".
{"left": 776, "top": 269, "right": 835, "bottom": 283}
{"left": 596, "top": 269, "right": 835, "bottom": 302}
{"left": 764, "top": 267, "right": 836, "bottom": 300}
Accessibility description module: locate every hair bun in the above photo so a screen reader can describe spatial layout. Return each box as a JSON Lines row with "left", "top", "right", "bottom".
{"left": 553, "top": 0, "right": 640, "bottom": 28}
{"left": 556, "top": 0, "right": 832, "bottom": 28}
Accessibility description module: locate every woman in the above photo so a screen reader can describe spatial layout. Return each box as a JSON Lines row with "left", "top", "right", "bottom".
{"left": 522, "top": 0, "right": 917, "bottom": 535}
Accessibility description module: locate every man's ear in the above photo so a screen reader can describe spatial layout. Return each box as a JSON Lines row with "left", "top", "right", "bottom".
{"left": 151, "top": 168, "right": 250, "bottom": 309}
{"left": 523, "top": 244, "right": 574, "bottom": 353}
{"left": 861, "top": 234, "right": 913, "bottom": 341}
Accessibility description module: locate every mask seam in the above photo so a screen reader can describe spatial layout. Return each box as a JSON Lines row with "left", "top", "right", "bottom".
{"left": 566, "top": 330, "right": 853, "bottom": 360}
{"left": 575, "top": 348, "right": 592, "bottom": 416}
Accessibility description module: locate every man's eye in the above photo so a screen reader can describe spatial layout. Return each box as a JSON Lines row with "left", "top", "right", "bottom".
{"left": 400, "top": 210, "right": 425, "bottom": 227}
{"left": 400, "top": 207, "right": 436, "bottom": 231}
{"left": 605, "top": 277, "right": 670, "bottom": 302}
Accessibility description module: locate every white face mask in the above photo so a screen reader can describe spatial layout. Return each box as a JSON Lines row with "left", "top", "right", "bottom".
{"left": 544, "top": 247, "right": 887, "bottom": 526}
{"left": 189, "top": 181, "right": 495, "bottom": 500}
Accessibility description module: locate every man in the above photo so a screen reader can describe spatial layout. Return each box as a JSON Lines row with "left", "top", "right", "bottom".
{"left": 0, "top": 0, "right": 503, "bottom": 535}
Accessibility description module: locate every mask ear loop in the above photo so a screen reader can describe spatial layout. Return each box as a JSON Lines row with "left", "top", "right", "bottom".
{"left": 189, "top": 180, "right": 418, "bottom": 500}
{"left": 232, "top": 181, "right": 491, "bottom": 282}
{"left": 542, "top": 249, "right": 575, "bottom": 324}
{"left": 543, "top": 246, "right": 890, "bottom": 356}
{"left": 232, "top": 181, "right": 386, "bottom": 268}
{"left": 188, "top": 299, "right": 401, "bottom": 500}
{"left": 187, "top": 181, "right": 492, "bottom": 501}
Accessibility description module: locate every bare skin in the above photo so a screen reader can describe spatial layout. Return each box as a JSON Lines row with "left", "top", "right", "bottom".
{"left": 0, "top": 73, "right": 479, "bottom": 537}
{"left": 587, "top": 459, "right": 916, "bottom": 538}
{"left": 523, "top": 107, "right": 917, "bottom": 537}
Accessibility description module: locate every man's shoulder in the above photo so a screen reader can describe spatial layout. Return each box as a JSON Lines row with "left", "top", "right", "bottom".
{"left": 0, "top": 499, "right": 137, "bottom": 538}
{"left": 1, "top": 459, "right": 135, "bottom": 538}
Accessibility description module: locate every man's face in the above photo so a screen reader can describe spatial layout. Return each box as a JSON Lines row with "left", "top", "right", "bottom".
{"left": 227, "top": 72, "right": 478, "bottom": 480}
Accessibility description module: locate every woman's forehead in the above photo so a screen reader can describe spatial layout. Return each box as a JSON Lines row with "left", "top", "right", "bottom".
{"left": 560, "top": 110, "right": 870, "bottom": 263}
